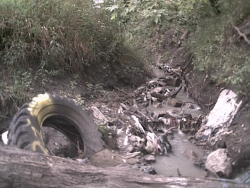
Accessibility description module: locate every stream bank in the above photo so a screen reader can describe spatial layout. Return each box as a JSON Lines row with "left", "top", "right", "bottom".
{"left": 0, "top": 28, "right": 249, "bottom": 183}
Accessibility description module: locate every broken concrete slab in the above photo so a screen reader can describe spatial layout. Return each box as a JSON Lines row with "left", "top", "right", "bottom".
{"left": 195, "top": 89, "right": 242, "bottom": 143}
{"left": 206, "top": 89, "right": 242, "bottom": 129}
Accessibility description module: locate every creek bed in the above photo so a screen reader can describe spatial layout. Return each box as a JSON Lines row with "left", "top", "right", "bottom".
{"left": 145, "top": 86, "right": 206, "bottom": 178}
{"left": 152, "top": 130, "right": 205, "bottom": 178}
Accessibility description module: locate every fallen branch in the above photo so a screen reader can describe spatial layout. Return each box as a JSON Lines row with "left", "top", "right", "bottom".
{"left": 168, "top": 85, "right": 183, "bottom": 98}
{"left": 0, "top": 114, "right": 10, "bottom": 119}
{"left": 233, "top": 25, "right": 250, "bottom": 45}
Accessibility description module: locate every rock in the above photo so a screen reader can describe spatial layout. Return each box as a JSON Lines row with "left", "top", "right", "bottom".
{"left": 126, "top": 145, "right": 134, "bottom": 153}
{"left": 91, "top": 105, "right": 108, "bottom": 124}
{"left": 144, "top": 155, "right": 156, "bottom": 163}
{"left": 194, "top": 157, "right": 206, "bottom": 169}
{"left": 150, "top": 87, "right": 164, "bottom": 94}
{"left": 184, "top": 149, "right": 197, "bottom": 161}
{"left": 208, "top": 127, "right": 232, "bottom": 149}
{"left": 186, "top": 103, "right": 195, "bottom": 109}
{"left": 205, "top": 148, "right": 232, "bottom": 178}
{"left": 129, "top": 135, "right": 139, "bottom": 142}
{"left": 89, "top": 149, "right": 124, "bottom": 167}
{"left": 127, "top": 158, "right": 140, "bottom": 165}
{"left": 167, "top": 98, "right": 183, "bottom": 107}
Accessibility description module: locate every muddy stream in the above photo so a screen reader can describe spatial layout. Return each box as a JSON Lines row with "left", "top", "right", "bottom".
{"left": 153, "top": 131, "right": 204, "bottom": 177}
{"left": 146, "top": 87, "right": 205, "bottom": 177}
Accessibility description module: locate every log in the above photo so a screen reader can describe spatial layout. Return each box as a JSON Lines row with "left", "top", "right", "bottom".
{"left": 0, "top": 145, "right": 247, "bottom": 188}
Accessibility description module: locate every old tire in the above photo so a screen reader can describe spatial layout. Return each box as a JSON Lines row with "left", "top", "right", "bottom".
{"left": 7, "top": 93, "right": 104, "bottom": 156}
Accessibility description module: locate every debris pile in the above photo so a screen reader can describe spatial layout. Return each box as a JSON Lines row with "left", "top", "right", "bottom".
{"left": 90, "top": 72, "right": 245, "bottom": 178}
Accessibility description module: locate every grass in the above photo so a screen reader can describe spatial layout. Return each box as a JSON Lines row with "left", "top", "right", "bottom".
{"left": 0, "top": 0, "right": 148, "bottom": 87}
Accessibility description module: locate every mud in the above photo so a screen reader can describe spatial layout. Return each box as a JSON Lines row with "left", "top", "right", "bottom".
{"left": 152, "top": 130, "right": 206, "bottom": 178}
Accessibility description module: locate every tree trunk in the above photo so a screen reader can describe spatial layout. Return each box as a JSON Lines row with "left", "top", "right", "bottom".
{"left": 0, "top": 145, "right": 247, "bottom": 188}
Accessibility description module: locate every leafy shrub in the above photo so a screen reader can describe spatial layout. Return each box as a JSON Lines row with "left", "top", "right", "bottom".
{"left": 105, "top": 0, "right": 250, "bottom": 94}
{"left": 0, "top": 0, "right": 146, "bottom": 81}
{"left": 184, "top": 0, "right": 250, "bottom": 93}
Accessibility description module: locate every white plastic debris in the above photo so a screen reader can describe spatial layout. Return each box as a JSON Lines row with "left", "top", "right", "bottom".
{"left": 1, "top": 131, "right": 8, "bottom": 145}
{"left": 118, "top": 106, "right": 124, "bottom": 114}
{"left": 124, "top": 135, "right": 129, "bottom": 146}
{"left": 131, "top": 115, "right": 145, "bottom": 134}
{"left": 116, "top": 127, "right": 124, "bottom": 136}
{"left": 125, "top": 125, "right": 132, "bottom": 135}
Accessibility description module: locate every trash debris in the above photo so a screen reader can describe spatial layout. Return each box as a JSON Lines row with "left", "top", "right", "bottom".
{"left": 1, "top": 130, "right": 8, "bottom": 145}
{"left": 92, "top": 62, "right": 205, "bottom": 175}
{"left": 99, "top": 62, "right": 205, "bottom": 171}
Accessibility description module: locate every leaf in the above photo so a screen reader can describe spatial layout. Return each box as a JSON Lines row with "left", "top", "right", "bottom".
{"left": 111, "top": 12, "right": 117, "bottom": 20}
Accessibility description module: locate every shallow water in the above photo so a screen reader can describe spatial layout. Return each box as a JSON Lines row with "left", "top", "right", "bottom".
{"left": 145, "top": 80, "right": 206, "bottom": 178}
{"left": 147, "top": 87, "right": 204, "bottom": 119}
{"left": 152, "top": 130, "right": 205, "bottom": 178}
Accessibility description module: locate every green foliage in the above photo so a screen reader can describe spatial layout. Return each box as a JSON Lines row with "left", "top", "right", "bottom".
{"left": 106, "top": 0, "right": 173, "bottom": 25}
{"left": 185, "top": 0, "right": 250, "bottom": 93}
{"left": 12, "top": 68, "right": 33, "bottom": 94}
{"left": 0, "top": 0, "right": 144, "bottom": 80}
{"left": 105, "top": 0, "right": 250, "bottom": 94}
{"left": 105, "top": 0, "right": 178, "bottom": 43}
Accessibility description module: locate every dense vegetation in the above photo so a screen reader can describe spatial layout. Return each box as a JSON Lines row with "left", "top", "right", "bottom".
{"left": 0, "top": 0, "right": 147, "bottom": 96}
{"left": 106, "top": 0, "right": 250, "bottom": 95}
{"left": 0, "top": 0, "right": 250, "bottom": 96}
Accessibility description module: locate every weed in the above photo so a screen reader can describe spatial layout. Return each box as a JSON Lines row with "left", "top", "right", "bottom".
{"left": 74, "top": 94, "right": 85, "bottom": 107}
{"left": 12, "top": 69, "right": 33, "bottom": 94}
{"left": 0, "top": 0, "right": 147, "bottom": 85}
{"left": 70, "top": 81, "right": 77, "bottom": 90}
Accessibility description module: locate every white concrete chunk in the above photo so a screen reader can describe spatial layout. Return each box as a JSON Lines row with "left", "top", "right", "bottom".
{"left": 206, "top": 89, "right": 242, "bottom": 129}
